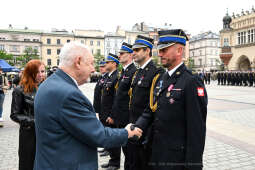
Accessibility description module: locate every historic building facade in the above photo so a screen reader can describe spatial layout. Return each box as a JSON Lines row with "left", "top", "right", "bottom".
{"left": 189, "top": 31, "right": 220, "bottom": 71}
{"left": 0, "top": 26, "right": 42, "bottom": 62}
{"left": 104, "top": 33, "right": 125, "bottom": 56}
{"left": 220, "top": 7, "right": 255, "bottom": 71}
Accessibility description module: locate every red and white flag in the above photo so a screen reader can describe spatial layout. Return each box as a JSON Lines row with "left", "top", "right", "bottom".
{"left": 197, "top": 87, "right": 204, "bottom": 96}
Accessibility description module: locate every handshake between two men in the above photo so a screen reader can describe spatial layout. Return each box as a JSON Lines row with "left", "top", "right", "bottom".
{"left": 96, "top": 114, "right": 143, "bottom": 139}
{"left": 125, "top": 123, "right": 143, "bottom": 139}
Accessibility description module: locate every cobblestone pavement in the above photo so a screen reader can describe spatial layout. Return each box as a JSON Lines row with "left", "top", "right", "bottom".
{"left": 0, "top": 81, "right": 255, "bottom": 170}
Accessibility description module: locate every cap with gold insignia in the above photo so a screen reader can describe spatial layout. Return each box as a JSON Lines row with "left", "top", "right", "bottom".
{"left": 106, "top": 53, "right": 119, "bottom": 64}
{"left": 157, "top": 29, "right": 189, "bottom": 50}
{"left": 99, "top": 59, "right": 106, "bottom": 67}
{"left": 132, "top": 35, "right": 154, "bottom": 49}
{"left": 119, "top": 42, "right": 133, "bottom": 53}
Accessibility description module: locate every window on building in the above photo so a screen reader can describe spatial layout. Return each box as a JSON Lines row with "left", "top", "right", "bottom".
{"left": 96, "top": 49, "right": 101, "bottom": 55}
{"left": 107, "top": 41, "right": 110, "bottom": 47}
{"left": 57, "top": 39, "right": 61, "bottom": 45}
{"left": 47, "top": 59, "right": 51, "bottom": 66}
{"left": 33, "top": 39, "right": 39, "bottom": 42}
{"left": 97, "top": 41, "right": 100, "bottom": 46}
{"left": 81, "top": 40, "right": 85, "bottom": 44}
{"left": 24, "top": 39, "right": 30, "bottom": 42}
{"left": 47, "top": 49, "right": 51, "bottom": 55}
{"left": 210, "top": 59, "right": 213, "bottom": 66}
{"left": 192, "top": 51, "right": 194, "bottom": 57}
{"left": 47, "top": 38, "right": 51, "bottom": 44}
{"left": 10, "top": 45, "right": 20, "bottom": 52}
{"left": 199, "top": 59, "right": 202, "bottom": 66}
{"left": 238, "top": 32, "right": 241, "bottom": 45}
{"left": 57, "top": 49, "right": 61, "bottom": 55}
{"left": 57, "top": 59, "right": 60, "bottom": 66}
{"left": 248, "top": 30, "right": 251, "bottom": 43}
{"left": 34, "top": 46, "right": 39, "bottom": 51}
{"left": 90, "top": 41, "right": 93, "bottom": 46}
{"left": 199, "top": 50, "right": 202, "bottom": 56}
{"left": 67, "top": 39, "right": 70, "bottom": 43}
{"left": 224, "top": 38, "right": 229, "bottom": 46}
{"left": 0, "top": 45, "right": 4, "bottom": 51}
{"left": 91, "top": 49, "right": 94, "bottom": 54}
{"left": 251, "top": 29, "right": 254, "bottom": 43}
{"left": 241, "top": 32, "right": 244, "bottom": 44}
{"left": 128, "top": 38, "right": 131, "bottom": 44}
{"left": 244, "top": 31, "right": 246, "bottom": 44}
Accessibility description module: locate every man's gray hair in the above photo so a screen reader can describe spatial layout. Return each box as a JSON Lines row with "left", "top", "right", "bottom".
{"left": 59, "top": 41, "right": 90, "bottom": 67}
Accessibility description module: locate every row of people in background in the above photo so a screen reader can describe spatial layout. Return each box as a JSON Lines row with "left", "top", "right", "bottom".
{"left": 216, "top": 71, "right": 255, "bottom": 87}
{"left": 196, "top": 72, "right": 211, "bottom": 85}
{"left": 94, "top": 29, "right": 207, "bottom": 170}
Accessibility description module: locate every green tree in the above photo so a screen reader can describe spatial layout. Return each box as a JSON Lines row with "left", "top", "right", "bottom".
{"left": 187, "top": 57, "right": 195, "bottom": 70}
{"left": 94, "top": 53, "right": 105, "bottom": 72}
{"left": 23, "top": 47, "right": 39, "bottom": 63}
{"left": 0, "top": 50, "right": 14, "bottom": 65}
{"left": 16, "top": 47, "right": 40, "bottom": 67}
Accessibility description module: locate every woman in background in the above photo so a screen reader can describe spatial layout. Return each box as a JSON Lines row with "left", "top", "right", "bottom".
{"left": 10, "top": 59, "right": 45, "bottom": 170}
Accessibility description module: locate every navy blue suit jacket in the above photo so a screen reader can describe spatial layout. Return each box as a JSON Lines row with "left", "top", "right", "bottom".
{"left": 34, "top": 69, "right": 128, "bottom": 170}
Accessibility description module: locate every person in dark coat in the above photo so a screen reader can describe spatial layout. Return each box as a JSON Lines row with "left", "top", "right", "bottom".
{"left": 111, "top": 42, "right": 137, "bottom": 170}
{"left": 100, "top": 53, "right": 122, "bottom": 170}
{"left": 93, "top": 60, "right": 109, "bottom": 156}
{"left": 128, "top": 35, "right": 164, "bottom": 170}
{"left": 93, "top": 60, "right": 107, "bottom": 117}
{"left": 10, "top": 60, "right": 45, "bottom": 170}
{"left": 217, "top": 71, "right": 220, "bottom": 85}
{"left": 135, "top": 29, "right": 208, "bottom": 170}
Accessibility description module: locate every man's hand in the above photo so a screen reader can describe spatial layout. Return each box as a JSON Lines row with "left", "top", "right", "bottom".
{"left": 125, "top": 123, "right": 143, "bottom": 139}
{"left": 106, "top": 117, "right": 114, "bottom": 124}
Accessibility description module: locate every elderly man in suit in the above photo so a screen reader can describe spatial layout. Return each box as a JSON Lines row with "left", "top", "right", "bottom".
{"left": 34, "top": 42, "right": 142, "bottom": 170}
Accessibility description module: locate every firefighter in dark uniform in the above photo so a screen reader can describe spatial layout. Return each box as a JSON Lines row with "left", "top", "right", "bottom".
{"left": 93, "top": 60, "right": 107, "bottom": 117}
{"left": 93, "top": 60, "right": 109, "bottom": 156}
{"left": 135, "top": 29, "right": 208, "bottom": 170}
{"left": 100, "top": 53, "right": 121, "bottom": 170}
{"left": 252, "top": 71, "right": 255, "bottom": 85}
{"left": 217, "top": 71, "right": 220, "bottom": 85}
{"left": 220, "top": 71, "right": 223, "bottom": 85}
{"left": 128, "top": 35, "right": 164, "bottom": 170}
{"left": 226, "top": 71, "right": 230, "bottom": 85}
{"left": 111, "top": 42, "right": 137, "bottom": 170}
{"left": 248, "top": 71, "right": 253, "bottom": 87}
{"left": 223, "top": 71, "right": 227, "bottom": 85}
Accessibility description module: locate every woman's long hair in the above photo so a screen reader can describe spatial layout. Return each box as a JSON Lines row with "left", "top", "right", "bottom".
{"left": 19, "top": 59, "right": 44, "bottom": 93}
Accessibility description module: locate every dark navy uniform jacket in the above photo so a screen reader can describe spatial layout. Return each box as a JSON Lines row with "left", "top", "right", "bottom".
{"left": 100, "top": 70, "right": 118, "bottom": 125}
{"left": 93, "top": 73, "right": 108, "bottom": 114}
{"left": 136, "top": 64, "right": 208, "bottom": 170}
{"left": 129, "top": 60, "right": 163, "bottom": 124}
{"left": 112, "top": 63, "right": 137, "bottom": 127}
